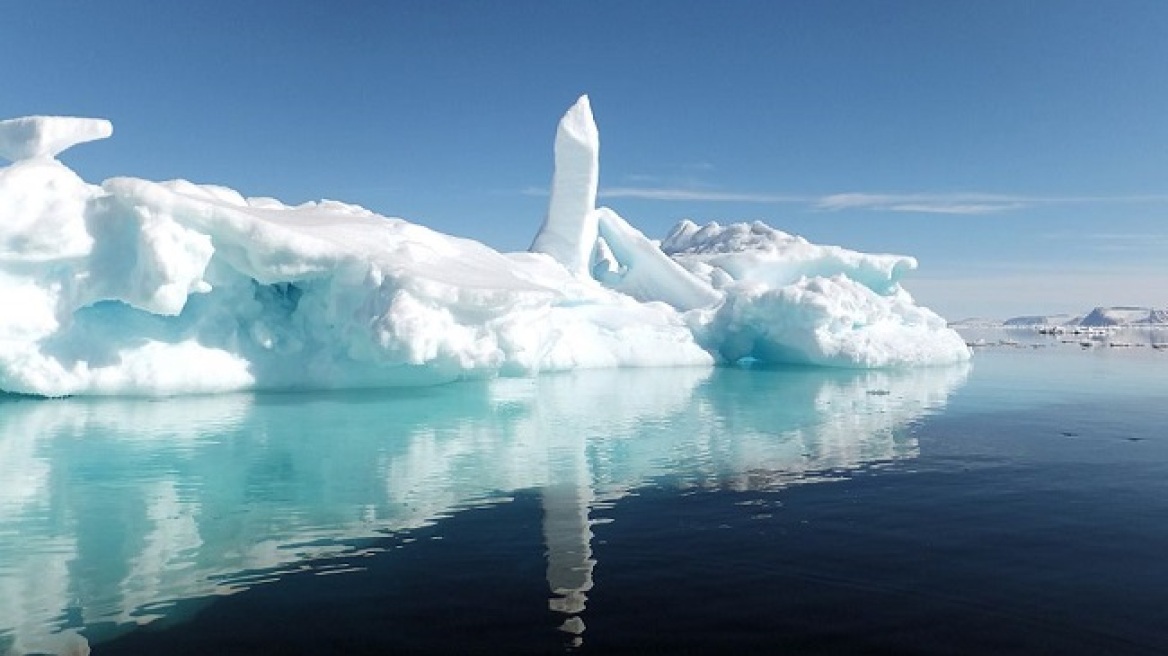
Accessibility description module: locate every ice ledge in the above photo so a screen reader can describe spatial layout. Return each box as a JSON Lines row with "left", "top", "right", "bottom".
{"left": 0, "top": 116, "right": 113, "bottom": 162}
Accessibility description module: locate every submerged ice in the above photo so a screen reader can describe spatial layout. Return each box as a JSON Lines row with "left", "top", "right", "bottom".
{"left": 0, "top": 100, "right": 969, "bottom": 397}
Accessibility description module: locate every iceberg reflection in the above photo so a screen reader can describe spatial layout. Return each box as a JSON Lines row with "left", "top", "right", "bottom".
{"left": 0, "top": 364, "right": 968, "bottom": 654}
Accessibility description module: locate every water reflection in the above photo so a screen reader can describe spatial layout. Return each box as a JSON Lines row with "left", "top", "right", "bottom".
{"left": 0, "top": 364, "right": 968, "bottom": 654}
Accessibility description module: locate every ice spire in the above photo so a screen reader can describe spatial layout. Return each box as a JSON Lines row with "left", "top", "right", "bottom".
{"left": 529, "top": 95, "right": 600, "bottom": 276}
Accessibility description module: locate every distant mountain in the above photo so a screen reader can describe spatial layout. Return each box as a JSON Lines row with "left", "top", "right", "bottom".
{"left": 1003, "top": 314, "right": 1077, "bottom": 327}
{"left": 1000, "top": 306, "right": 1168, "bottom": 327}
{"left": 1077, "top": 306, "right": 1161, "bottom": 327}
{"left": 1146, "top": 309, "right": 1168, "bottom": 324}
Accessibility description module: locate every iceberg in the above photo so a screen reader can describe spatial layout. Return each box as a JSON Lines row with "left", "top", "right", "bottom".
{"left": 0, "top": 98, "right": 969, "bottom": 397}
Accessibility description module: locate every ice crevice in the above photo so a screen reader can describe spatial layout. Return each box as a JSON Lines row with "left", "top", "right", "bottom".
{"left": 0, "top": 99, "right": 970, "bottom": 397}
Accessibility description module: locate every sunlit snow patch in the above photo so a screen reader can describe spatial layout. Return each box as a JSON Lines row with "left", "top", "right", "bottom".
{"left": 0, "top": 97, "right": 968, "bottom": 396}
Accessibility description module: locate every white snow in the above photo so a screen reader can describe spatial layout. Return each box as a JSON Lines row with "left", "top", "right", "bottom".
{"left": 1077, "top": 306, "right": 1163, "bottom": 327}
{"left": 0, "top": 99, "right": 969, "bottom": 397}
{"left": 656, "top": 220, "right": 966, "bottom": 366}
{"left": 0, "top": 116, "right": 112, "bottom": 162}
{"left": 593, "top": 208, "right": 722, "bottom": 311}
{"left": 660, "top": 220, "right": 916, "bottom": 294}
{"left": 530, "top": 95, "right": 600, "bottom": 277}
{"left": 997, "top": 306, "right": 1168, "bottom": 327}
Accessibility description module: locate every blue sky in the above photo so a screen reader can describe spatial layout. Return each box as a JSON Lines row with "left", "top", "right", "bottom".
{"left": 3, "top": 1, "right": 1167, "bottom": 319}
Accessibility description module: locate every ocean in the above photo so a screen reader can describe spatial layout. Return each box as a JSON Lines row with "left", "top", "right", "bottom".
{"left": 2, "top": 336, "right": 1166, "bottom": 654}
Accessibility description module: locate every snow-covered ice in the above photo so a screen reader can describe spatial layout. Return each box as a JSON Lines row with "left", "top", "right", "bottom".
{"left": 0, "top": 115, "right": 112, "bottom": 162}
{"left": 0, "top": 97, "right": 969, "bottom": 397}
{"left": 529, "top": 95, "right": 601, "bottom": 278}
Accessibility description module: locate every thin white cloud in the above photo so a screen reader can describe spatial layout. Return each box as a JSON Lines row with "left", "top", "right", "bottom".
{"left": 885, "top": 203, "right": 1024, "bottom": 215}
{"left": 816, "top": 192, "right": 1168, "bottom": 213}
{"left": 815, "top": 193, "right": 1023, "bottom": 213}
{"left": 599, "top": 187, "right": 808, "bottom": 203}
{"left": 522, "top": 185, "right": 1168, "bottom": 215}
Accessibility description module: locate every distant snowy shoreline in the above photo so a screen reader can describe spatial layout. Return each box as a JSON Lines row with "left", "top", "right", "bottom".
{"left": 951, "top": 305, "right": 1168, "bottom": 329}
{"left": 951, "top": 310, "right": 1168, "bottom": 351}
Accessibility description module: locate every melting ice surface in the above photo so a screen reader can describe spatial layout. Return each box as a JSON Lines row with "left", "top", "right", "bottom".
{"left": 0, "top": 97, "right": 968, "bottom": 397}
{"left": 0, "top": 363, "right": 970, "bottom": 654}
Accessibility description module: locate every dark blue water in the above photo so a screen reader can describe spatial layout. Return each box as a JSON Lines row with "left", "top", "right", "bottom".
{"left": 2, "top": 348, "right": 1166, "bottom": 654}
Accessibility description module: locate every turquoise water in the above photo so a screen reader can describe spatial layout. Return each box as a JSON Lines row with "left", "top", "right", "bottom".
{"left": 1, "top": 345, "right": 1166, "bottom": 654}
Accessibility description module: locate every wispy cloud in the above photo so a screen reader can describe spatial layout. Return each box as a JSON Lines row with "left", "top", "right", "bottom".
{"left": 816, "top": 192, "right": 1168, "bottom": 214}
{"left": 523, "top": 184, "right": 805, "bottom": 203}
{"left": 599, "top": 187, "right": 808, "bottom": 203}
{"left": 883, "top": 203, "right": 1024, "bottom": 215}
{"left": 522, "top": 185, "right": 1168, "bottom": 215}
{"left": 815, "top": 193, "right": 1025, "bottom": 214}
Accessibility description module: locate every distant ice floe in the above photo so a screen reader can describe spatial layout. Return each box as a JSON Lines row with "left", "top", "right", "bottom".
{"left": 0, "top": 98, "right": 969, "bottom": 397}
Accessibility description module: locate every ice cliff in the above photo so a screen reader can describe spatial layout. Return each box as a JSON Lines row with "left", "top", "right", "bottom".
{"left": 0, "top": 99, "right": 969, "bottom": 397}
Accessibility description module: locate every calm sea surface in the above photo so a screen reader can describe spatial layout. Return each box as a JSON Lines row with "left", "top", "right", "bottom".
{"left": 2, "top": 336, "right": 1166, "bottom": 654}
